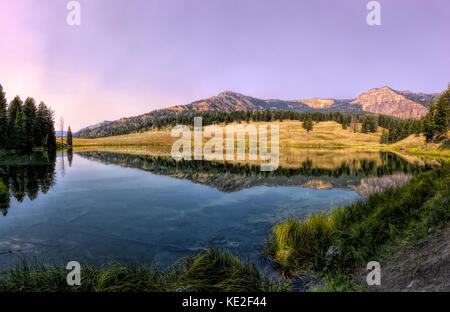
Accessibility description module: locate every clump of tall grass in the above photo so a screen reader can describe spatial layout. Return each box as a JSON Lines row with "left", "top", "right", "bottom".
{"left": 269, "top": 215, "right": 334, "bottom": 272}
{"left": 268, "top": 162, "right": 450, "bottom": 287}
{"left": 0, "top": 247, "right": 282, "bottom": 292}
{"left": 177, "top": 247, "right": 278, "bottom": 292}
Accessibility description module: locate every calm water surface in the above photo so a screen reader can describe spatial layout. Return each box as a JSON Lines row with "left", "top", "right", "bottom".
{"left": 0, "top": 149, "right": 433, "bottom": 269}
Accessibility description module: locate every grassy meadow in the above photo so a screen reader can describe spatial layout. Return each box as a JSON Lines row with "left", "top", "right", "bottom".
{"left": 72, "top": 121, "right": 384, "bottom": 148}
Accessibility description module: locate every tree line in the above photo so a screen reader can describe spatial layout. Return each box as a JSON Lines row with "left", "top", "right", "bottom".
{"left": 149, "top": 110, "right": 430, "bottom": 144}
{"left": 0, "top": 84, "right": 57, "bottom": 153}
{"left": 423, "top": 85, "right": 449, "bottom": 142}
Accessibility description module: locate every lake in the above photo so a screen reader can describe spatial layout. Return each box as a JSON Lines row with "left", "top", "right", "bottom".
{"left": 0, "top": 148, "right": 436, "bottom": 270}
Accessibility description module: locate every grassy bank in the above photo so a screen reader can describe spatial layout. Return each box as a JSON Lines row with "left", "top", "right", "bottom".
{"left": 390, "top": 135, "right": 450, "bottom": 159}
{"left": 267, "top": 162, "right": 450, "bottom": 291}
{"left": 0, "top": 248, "right": 283, "bottom": 292}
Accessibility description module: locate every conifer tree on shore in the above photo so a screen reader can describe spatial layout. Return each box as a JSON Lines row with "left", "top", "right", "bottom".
{"left": 423, "top": 85, "right": 449, "bottom": 141}
{"left": 67, "top": 126, "right": 73, "bottom": 149}
{"left": 0, "top": 85, "right": 8, "bottom": 149}
{"left": 0, "top": 84, "right": 56, "bottom": 153}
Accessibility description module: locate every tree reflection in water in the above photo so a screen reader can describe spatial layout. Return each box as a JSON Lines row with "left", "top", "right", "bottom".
{"left": 0, "top": 152, "right": 56, "bottom": 216}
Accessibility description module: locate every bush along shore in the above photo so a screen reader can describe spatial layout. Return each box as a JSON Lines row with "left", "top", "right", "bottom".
{"left": 267, "top": 162, "right": 450, "bottom": 291}
{"left": 0, "top": 164, "right": 448, "bottom": 292}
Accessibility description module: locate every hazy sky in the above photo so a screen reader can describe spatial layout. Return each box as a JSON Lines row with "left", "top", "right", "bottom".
{"left": 1, "top": 0, "right": 449, "bottom": 131}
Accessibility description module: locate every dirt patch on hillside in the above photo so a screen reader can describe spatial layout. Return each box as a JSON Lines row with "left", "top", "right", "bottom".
{"left": 366, "top": 225, "right": 450, "bottom": 292}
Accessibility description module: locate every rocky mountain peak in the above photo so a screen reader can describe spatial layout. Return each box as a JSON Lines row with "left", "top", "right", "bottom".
{"left": 216, "top": 91, "right": 244, "bottom": 98}
{"left": 350, "top": 87, "right": 428, "bottom": 119}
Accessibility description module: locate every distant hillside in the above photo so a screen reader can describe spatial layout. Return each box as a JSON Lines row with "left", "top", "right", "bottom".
{"left": 75, "top": 87, "right": 437, "bottom": 139}
{"left": 75, "top": 120, "right": 112, "bottom": 134}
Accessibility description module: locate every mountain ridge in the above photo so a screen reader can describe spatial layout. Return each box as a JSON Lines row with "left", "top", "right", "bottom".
{"left": 76, "top": 120, "right": 112, "bottom": 133}
{"left": 75, "top": 87, "right": 438, "bottom": 138}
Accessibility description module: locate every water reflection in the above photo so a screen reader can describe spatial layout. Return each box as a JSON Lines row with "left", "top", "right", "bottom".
{"left": 0, "top": 148, "right": 437, "bottom": 217}
{"left": 0, "top": 148, "right": 439, "bottom": 269}
{"left": 67, "top": 149, "right": 73, "bottom": 167}
{"left": 76, "top": 150, "right": 434, "bottom": 195}
{"left": 0, "top": 153, "right": 56, "bottom": 216}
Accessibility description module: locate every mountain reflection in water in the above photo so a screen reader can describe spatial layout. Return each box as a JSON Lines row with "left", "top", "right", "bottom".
{"left": 76, "top": 150, "right": 433, "bottom": 196}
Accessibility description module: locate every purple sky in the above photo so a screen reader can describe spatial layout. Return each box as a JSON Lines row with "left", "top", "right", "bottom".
{"left": 1, "top": 0, "right": 449, "bottom": 131}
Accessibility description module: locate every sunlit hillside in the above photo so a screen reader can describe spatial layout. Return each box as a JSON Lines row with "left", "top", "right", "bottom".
{"left": 73, "top": 121, "right": 384, "bottom": 148}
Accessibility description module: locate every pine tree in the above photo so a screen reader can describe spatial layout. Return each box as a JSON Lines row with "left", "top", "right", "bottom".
{"left": 424, "top": 98, "right": 437, "bottom": 142}
{"left": 34, "top": 103, "right": 46, "bottom": 148}
{"left": 0, "top": 84, "right": 8, "bottom": 149}
{"left": 7, "top": 96, "right": 23, "bottom": 150}
{"left": 67, "top": 126, "right": 73, "bottom": 149}
{"left": 434, "top": 85, "right": 449, "bottom": 139}
{"left": 302, "top": 118, "right": 313, "bottom": 132}
{"left": 371, "top": 115, "right": 378, "bottom": 133}
{"left": 37, "top": 102, "right": 56, "bottom": 152}
{"left": 361, "top": 115, "right": 377, "bottom": 133}
{"left": 21, "top": 97, "right": 37, "bottom": 152}
{"left": 412, "top": 119, "right": 423, "bottom": 136}
{"left": 350, "top": 116, "right": 359, "bottom": 133}
{"left": 341, "top": 116, "right": 350, "bottom": 129}
{"left": 380, "top": 129, "right": 388, "bottom": 144}
{"left": 361, "top": 116, "right": 369, "bottom": 133}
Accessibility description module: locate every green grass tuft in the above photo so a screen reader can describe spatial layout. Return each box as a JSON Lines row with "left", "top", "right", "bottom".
{"left": 0, "top": 247, "right": 283, "bottom": 292}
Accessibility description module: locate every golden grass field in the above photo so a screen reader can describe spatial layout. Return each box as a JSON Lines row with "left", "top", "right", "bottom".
{"left": 71, "top": 120, "right": 449, "bottom": 160}
{"left": 73, "top": 121, "right": 384, "bottom": 147}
